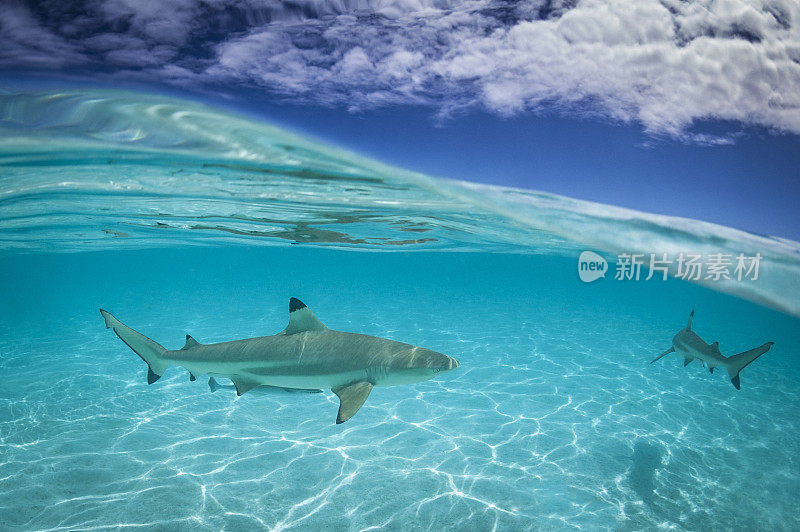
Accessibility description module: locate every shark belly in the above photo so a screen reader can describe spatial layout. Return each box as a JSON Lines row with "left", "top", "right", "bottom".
{"left": 248, "top": 370, "right": 369, "bottom": 390}
{"left": 165, "top": 333, "right": 377, "bottom": 391}
{"left": 177, "top": 358, "right": 370, "bottom": 390}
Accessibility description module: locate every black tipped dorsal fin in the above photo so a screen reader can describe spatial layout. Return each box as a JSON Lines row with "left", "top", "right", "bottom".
{"left": 182, "top": 335, "right": 200, "bottom": 350}
{"left": 283, "top": 298, "right": 326, "bottom": 334}
{"left": 687, "top": 310, "right": 694, "bottom": 330}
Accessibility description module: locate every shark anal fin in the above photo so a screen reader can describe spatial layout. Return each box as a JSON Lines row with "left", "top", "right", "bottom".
{"left": 650, "top": 347, "right": 674, "bottom": 364}
{"left": 709, "top": 366, "right": 714, "bottom": 374}
{"left": 147, "top": 367, "right": 161, "bottom": 384}
{"left": 182, "top": 335, "right": 201, "bottom": 350}
{"left": 284, "top": 298, "right": 326, "bottom": 334}
{"left": 683, "top": 357, "right": 693, "bottom": 367}
{"left": 333, "top": 381, "right": 373, "bottom": 424}
{"left": 231, "top": 376, "right": 261, "bottom": 396}
{"left": 208, "top": 377, "right": 219, "bottom": 393}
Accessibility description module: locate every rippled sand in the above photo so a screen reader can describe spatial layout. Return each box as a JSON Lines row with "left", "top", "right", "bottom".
{"left": 1, "top": 248, "right": 797, "bottom": 530}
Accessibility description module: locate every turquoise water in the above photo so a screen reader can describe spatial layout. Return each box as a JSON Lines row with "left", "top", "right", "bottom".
{"left": 1, "top": 89, "right": 799, "bottom": 530}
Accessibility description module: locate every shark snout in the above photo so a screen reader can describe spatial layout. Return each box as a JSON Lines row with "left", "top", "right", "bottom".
{"left": 414, "top": 349, "right": 459, "bottom": 373}
{"left": 435, "top": 354, "right": 459, "bottom": 374}
{"left": 388, "top": 348, "right": 460, "bottom": 385}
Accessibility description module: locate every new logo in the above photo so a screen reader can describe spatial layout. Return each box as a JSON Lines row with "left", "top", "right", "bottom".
{"left": 578, "top": 251, "right": 607, "bottom": 283}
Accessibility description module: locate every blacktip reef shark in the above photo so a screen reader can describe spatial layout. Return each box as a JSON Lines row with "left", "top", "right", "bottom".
{"left": 650, "top": 310, "right": 773, "bottom": 389}
{"left": 100, "top": 298, "right": 459, "bottom": 424}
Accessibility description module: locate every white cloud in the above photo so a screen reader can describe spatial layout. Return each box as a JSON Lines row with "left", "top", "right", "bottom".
{"left": 0, "top": 2, "right": 87, "bottom": 67}
{"left": 98, "top": 0, "right": 200, "bottom": 46}
{"left": 1, "top": 0, "right": 799, "bottom": 140}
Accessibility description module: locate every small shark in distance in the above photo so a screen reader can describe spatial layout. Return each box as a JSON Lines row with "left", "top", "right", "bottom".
{"left": 650, "top": 310, "right": 773, "bottom": 389}
{"left": 100, "top": 298, "right": 459, "bottom": 424}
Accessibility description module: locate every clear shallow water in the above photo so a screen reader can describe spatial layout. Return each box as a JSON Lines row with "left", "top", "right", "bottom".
{"left": 1, "top": 249, "right": 798, "bottom": 531}
{"left": 0, "top": 88, "right": 799, "bottom": 530}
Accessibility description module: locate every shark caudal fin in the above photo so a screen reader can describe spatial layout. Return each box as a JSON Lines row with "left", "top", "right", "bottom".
{"left": 100, "top": 309, "right": 169, "bottom": 383}
{"left": 725, "top": 342, "right": 774, "bottom": 390}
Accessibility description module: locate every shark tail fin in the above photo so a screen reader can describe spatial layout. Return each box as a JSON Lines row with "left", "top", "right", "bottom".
{"left": 100, "top": 309, "right": 169, "bottom": 383}
{"left": 725, "top": 342, "right": 774, "bottom": 390}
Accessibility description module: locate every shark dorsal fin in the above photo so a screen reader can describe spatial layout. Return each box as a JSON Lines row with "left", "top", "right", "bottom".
{"left": 687, "top": 310, "right": 694, "bottom": 330}
{"left": 711, "top": 341, "right": 720, "bottom": 353}
{"left": 182, "top": 335, "right": 200, "bottom": 350}
{"left": 283, "top": 298, "right": 326, "bottom": 334}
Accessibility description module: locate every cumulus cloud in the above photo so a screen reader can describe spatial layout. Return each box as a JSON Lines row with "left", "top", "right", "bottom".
{"left": 1, "top": 0, "right": 799, "bottom": 139}
{"left": 0, "top": 2, "right": 87, "bottom": 67}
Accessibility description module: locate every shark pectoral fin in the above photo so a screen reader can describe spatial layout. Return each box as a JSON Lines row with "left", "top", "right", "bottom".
{"left": 283, "top": 298, "right": 327, "bottom": 334}
{"left": 230, "top": 376, "right": 261, "bottom": 396}
{"left": 650, "top": 347, "right": 674, "bottom": 364}
{"left": 182, "top": 335, "right": 201, "bottom": 350}
{"left": 332, "top": 381, "right": 373, "bottom": 424}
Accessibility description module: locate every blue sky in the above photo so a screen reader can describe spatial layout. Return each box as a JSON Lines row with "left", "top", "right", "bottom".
{"left": 1, "top": 0, "right": 799, "bottom": 239}
{"left": 236, "top": 95, "right": 800, "bottom": 241}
